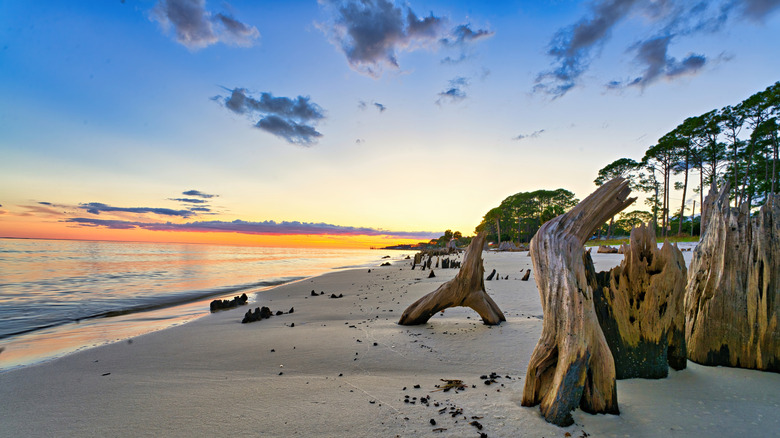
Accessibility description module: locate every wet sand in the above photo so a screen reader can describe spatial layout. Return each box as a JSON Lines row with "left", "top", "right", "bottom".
{"left": 1, "top": 250, "right": 778, "bottom": 437}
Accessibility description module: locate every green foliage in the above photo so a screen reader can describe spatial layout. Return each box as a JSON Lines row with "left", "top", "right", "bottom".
{"left": 431, "top": 229, "right": 470, "bottom": 248}
{"left": 594, "top": 158, "right": 640, "bottom": 186}
{"left": 475, "top": 188, "right": 579, "bottom": 243}
{"left": 596, "top": 80, "right": 780, "bottom": 237}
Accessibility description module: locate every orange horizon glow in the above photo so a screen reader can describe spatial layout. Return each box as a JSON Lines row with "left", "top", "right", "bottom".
{"left": 0, "top": 219, "right": 428, "bottom": 249}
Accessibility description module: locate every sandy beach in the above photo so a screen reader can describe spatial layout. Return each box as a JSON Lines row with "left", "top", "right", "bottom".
{"left": 1, "top": 250, "right": 778, "bottom": 437}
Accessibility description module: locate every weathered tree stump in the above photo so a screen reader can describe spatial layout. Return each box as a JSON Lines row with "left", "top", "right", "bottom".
{"left": 590, "top": 223, "right": 687, "bottom": 379}
{"left": 522, "top": 178, "right": 634, "bottom": 426}
{"left": 521, "top": 269, "right": 531, "bottom": 281}
{"left": 685, "top": 184, "right": 779, "bottom": 372}
{"left": 398, "top": 232, "right": 505, "bottom": 325}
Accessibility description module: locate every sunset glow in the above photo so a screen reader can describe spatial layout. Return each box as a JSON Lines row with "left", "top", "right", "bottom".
{"left": 1, "top": 1, "right": 778, "bottom": 248}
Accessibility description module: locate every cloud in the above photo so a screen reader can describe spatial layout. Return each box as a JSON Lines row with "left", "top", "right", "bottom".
{"left": 440, "top": 24, "right": 494, "bottom": 47}
{"left": 17, "top": 204, "right": 67, "bottom": 218}
{"left": 182, "top": 190, "right": 217, "bottom": 198}
{"left": 150, "top": 0, "right": 259, "bottom": 50}
{"left": 80, "top": 202, "right": 195, "bottom": 218}
{"left": 440, "top": 54, "right": 467, "bottom": 65}
{"left": 64, "top": 218, "right": 440, "bottom": 240}
{"left": 169, "top": 198, "right": 208, "bottom": 204}
{"left": 216, "top": 88, "right": 325, "bottom": 145}
{"left": 609, "top": 35, "right": 707, "bottom": 89}
{"left": 739, "top": 0, "right": 780, "bottom": 21}
{"left": 318, "top": 0, "right": 443, "bottom": 77}
{"left": 534, "top": 0, "right": 638, "bottom": 98}
{"left": 534, "top": 0, "right": 769, "bottom": 98}
{"left": 436, "top": 76, "right": 469, "bottom": 104}
{"left": 319, "top": 0, "right": 491, "bottom": 77}
{"left": 513, "top": 129, "right": 546, "bottom": 141}
{"left": 358, "top": 101, "right": 387, "bottom": 112}
{"left": 256, "top": 115, "right": 323, "bottom": 145}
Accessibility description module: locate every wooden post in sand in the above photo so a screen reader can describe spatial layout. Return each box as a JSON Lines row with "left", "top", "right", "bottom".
{"left": 591, "top": 222, "right": 688, "bottom": 379}
{"left": 398, "top": 231, "right": 505, "bottom": 326}
{"left": 685, "top": 183, "right": 780, "bottom": 372}
{"left": 521, "top": 178, "right": 634, "bottom": 426}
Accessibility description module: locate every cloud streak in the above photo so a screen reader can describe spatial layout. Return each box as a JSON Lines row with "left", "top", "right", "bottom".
{"left": 513, "top": 129, "right": 546, "bottom": 141}
{"left": 319, "top": 0, "right": 492, "bottom": 77}
{"left": 740, "top": 0, "right": 780, "bottom": 21}
{"left": 64, "top": 218, "right": 440, "bottom": 240}
{"left": 437, "top": 76, "right": 469, "bottom": 104}
{"left": 216, "top": 88, "right": 326, "bottom": 145}
{"left": 614, "top": 35, "right": 706, "bottom": 88}
{"left": 150, "top": 0, "right": 259, "bottom": 50}
{"left": 535, "top": 0, "right": 776, "bottom": 97}
{"left": 182, "top": 190, "right": 217, "bottom": 198}
{"left": 169, "top": 198, "right": 208, "bottom": 204}
{"left": 440, "top": 24, "right": 494, "bottom": 47}
{"left": 80, "top": 202, "right": 196, "bottom": 218}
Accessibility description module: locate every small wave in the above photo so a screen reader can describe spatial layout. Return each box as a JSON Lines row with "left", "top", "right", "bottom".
{"left": 0, "top": 277, "right": 302, "bottom": 340}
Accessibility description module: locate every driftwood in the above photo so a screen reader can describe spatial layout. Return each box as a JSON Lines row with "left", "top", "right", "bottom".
{"left": 597, "top": 245, "right": 618, "bottom": 254}
{"left": 591, "top": 223, "right": 687, "bottom": 379}
{"left": 685, "top": 184, "right": 779, "bottom": 372}
{"left": 522, "top": 178, "right": 634, "bottom": 426}
{"left": 486, "top": 269, "right": 497, "bottom": 281}
{"left": 398, "top": 232, "right": 505, "bottom": 326}
{"left": 521, "top": 269, "right": 531, "bottom": 281}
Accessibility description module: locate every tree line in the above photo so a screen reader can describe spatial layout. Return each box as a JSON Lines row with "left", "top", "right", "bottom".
{"left": 602, "top": 81, "right": 779, "bottom": 238}
{"left": 476, "top": 81, "right": 779, "bottom": 243}
{"left": 475, "top": 189, "right": 579, "bottom": 244}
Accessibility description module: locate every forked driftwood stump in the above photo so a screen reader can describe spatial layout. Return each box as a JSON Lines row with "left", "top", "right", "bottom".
{"left": 685, "top": 184, "right": 779, "bottom": 372}
{"left": 591, "top": 223, "right": 687, "bottom": 379}
{"left": 522, "top": 178, "right": 634, "bottom": 426}
{"left": 398, "top": 232, "right": 505, "bottom": 325}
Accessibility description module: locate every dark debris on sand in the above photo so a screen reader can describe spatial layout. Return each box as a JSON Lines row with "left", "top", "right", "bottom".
{"left": 210, "top": 293, "right": 248, "bottom": 312}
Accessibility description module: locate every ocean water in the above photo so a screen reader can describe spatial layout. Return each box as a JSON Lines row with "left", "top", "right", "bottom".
{"left": 0, "top": 238, "right": 407, "bottom": 371}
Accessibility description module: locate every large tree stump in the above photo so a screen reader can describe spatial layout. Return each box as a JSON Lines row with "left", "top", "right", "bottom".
{"left": 522, "top": 178, "right": 634, "bottom": 426}
{"left": 398, "top": 232, "right": 505, "bottom": 325}
{"left": 685, "top": 184, "right": 779, "bottom": 372}
{"left": 590, "top": 223, "right": 687, "bottom": 379}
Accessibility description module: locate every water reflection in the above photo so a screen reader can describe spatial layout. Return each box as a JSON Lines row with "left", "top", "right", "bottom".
{"left": 0, "top": 238, "right": 409, "bottom": 371}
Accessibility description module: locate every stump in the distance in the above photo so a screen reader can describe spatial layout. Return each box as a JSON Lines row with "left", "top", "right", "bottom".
{"left": 398, "top": 232, "right": 505, "bottom": 326}
{"left": 522, "top": 178, "right": 634, "bottom": 426}
{"left": 591, "top": 223, "right": 688, "bottom": 379}
{"left": 685, "top": 184, "right": 779, "bottom": 372}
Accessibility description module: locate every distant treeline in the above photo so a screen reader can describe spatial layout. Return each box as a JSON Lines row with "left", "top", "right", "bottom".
{"left": 476, "top": 81, "right": 780, "bottom": 244}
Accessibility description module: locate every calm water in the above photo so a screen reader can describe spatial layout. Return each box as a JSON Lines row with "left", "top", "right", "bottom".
{"left": 0, "top": 238, "right": 406, "bottom": 371}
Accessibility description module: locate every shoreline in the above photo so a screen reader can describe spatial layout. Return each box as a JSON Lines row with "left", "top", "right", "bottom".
{"left": 0, "top": 251, "right": 409, "bottom": 373}
{"left": 2, "top": 251, "right": 778, "bottom": 437}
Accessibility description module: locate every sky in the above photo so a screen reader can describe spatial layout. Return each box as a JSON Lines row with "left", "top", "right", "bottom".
{"left": 1, "top": 0, "right": 779, "bottom": 248}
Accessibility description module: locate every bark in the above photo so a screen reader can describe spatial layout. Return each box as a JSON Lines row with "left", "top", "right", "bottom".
{"left": 685, "top": 183, "right": 780, "bottom": 372}
{"left": 700, "top": 181, "right": 719, "bottom": 234}
{"left": 521, "top": 178, "right": 635, "bottom": 426}
{"left": 678, "top": 154, "right": 689, "bottom": 236}
{"left": 591, "top": 223, "right": 688, "bottom": 379}
{"left": 496, "top": 218, "right": 501, "bottom": 248}
{"left": 398, "top": 232, "right": 505, "bottom": 326}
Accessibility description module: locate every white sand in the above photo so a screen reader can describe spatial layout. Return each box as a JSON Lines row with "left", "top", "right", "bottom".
{"left": 1, "top": 251, "right": 778, "bottom": 437}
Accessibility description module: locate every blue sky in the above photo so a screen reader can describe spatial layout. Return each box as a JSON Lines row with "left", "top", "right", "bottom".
{"left": 1, "top": 0, "right": 779, "bottom": 246}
